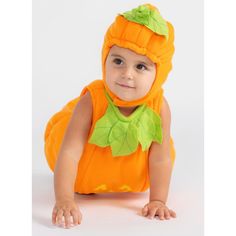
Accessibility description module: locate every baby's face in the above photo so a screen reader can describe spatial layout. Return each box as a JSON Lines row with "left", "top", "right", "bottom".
{"left": 105, "top": 45, "right": 156, "bottom": 101}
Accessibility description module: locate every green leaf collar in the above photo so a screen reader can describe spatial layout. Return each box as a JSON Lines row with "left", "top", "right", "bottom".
{"left": 88, "top": 91, "right": 163, "bottom": 157}
{"left": 120, "top": 4, "right": 169, "bottom": 39}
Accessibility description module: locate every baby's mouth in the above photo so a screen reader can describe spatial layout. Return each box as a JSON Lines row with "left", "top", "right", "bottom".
{"left": 116, "top": 82, "right": 135, "bottom": 89}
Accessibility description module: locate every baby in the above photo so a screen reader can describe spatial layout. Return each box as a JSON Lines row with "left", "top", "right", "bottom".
{"left": 44, "top": 3, "right": 176, "bottom": 229}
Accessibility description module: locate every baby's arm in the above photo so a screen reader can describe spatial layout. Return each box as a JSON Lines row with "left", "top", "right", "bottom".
{"left": 52, "top": 91, "right": 93, "bottom": 228}
{"left": 142, "top": 97, "right": 176, "bottom": 220}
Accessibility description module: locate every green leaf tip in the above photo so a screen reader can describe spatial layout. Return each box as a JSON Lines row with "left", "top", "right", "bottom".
{"left": 120, "top": 4, "right": 169, "bottom": 39}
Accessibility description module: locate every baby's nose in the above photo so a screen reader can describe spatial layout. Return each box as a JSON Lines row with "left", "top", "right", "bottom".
{"left": 121, "top": 67, "right": 134, "bottom": 80}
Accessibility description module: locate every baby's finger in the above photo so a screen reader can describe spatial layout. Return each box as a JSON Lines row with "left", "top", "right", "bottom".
{"left": 142, "top": 206, "right": 148, "bottom": 216}
{"left": 169, "top": 209, "right": 177, "bottom": 218}
{"left": 157, "top": 208, "right": 165, "bottom": 220}
{"left": 52, "top": 208, "right": 58, "bottom": 225}
{"left": 56, "top": 209, "right": 64, "bottom": 226}
{"left": 147, "top": 208, "right": 157, "bottom": 219}
{"left": 64, "top": 210, "right": 72, "bottom": 228}
{"left": 71, "top": 209, "right": 81, "bottom": 225}
{"left": 164, "top": 208, "right": 171, "bottom": 220}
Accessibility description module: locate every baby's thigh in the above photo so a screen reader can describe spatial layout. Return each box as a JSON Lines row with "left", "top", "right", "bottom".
{"left": 45, "top": 115, "right": 71, "bottom": 172}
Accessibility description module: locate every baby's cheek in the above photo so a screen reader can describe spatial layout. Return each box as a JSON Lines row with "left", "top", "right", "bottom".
{"left": 105, "top": 77, "right": 115, "bottom": 91}
{"left": 137, "top": 84, "right": 152, "bottom": 97}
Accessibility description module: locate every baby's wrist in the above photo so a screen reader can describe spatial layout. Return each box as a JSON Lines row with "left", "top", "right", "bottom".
{"left": 149, "top": 199, "right": 166, "bottom": 205}
{"left": 55, "top": 194, "right": 74, "bottom": 203}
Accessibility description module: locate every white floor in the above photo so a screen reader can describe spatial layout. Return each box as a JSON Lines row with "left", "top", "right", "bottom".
{"left": 32, "top": 170, "right": 203, "bottom": 236}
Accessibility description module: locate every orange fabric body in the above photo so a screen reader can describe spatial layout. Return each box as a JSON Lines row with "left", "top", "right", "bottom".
{"left": 44, "top": 80, "right": 176, "bottom": 194}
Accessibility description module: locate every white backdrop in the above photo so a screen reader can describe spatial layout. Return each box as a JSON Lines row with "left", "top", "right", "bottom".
{"left": 33, "top": 0, "right": 203, "bottom": 235}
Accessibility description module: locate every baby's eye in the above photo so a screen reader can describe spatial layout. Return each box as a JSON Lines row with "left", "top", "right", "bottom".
{"left": 113, "top": 58, "right": 123, "bottom": 65}
{"left": 136, "top": 64, "right": 147, "bottom": 71}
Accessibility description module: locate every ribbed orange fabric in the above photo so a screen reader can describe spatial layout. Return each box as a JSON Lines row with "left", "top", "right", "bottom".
{"left": 44, "top": 80, "right": 176, "bottom": 194}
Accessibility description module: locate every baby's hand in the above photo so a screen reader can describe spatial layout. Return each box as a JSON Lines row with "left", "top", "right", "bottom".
{"left": 142, "top": 200, "right": 176, "bottom": 220}
{"left": 52, "top": 199, "right": 82, "bottom": 228}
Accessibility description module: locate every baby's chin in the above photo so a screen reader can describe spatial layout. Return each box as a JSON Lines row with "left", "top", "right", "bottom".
{"left": 106, "top": 83, "right": 146, "bottom": 101}
{"left": 112, "top": 89, "right": 144, "bottom": 102}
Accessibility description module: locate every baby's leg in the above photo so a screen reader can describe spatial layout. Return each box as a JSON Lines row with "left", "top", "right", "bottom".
{"left": 44, "top": 113, "right": 71, "bottom": 172}
{"left": 44, "top": 97, "right": 80, "bottom": 172}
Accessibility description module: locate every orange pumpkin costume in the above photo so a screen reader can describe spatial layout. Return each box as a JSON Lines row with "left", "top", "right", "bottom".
{"left": 44, "top": 4, "right": 176, "bottom": 194}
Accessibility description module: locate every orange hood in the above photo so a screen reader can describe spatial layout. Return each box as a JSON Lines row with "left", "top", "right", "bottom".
{"left": 101, "top": 4, "right": 175, "bottom": 107}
